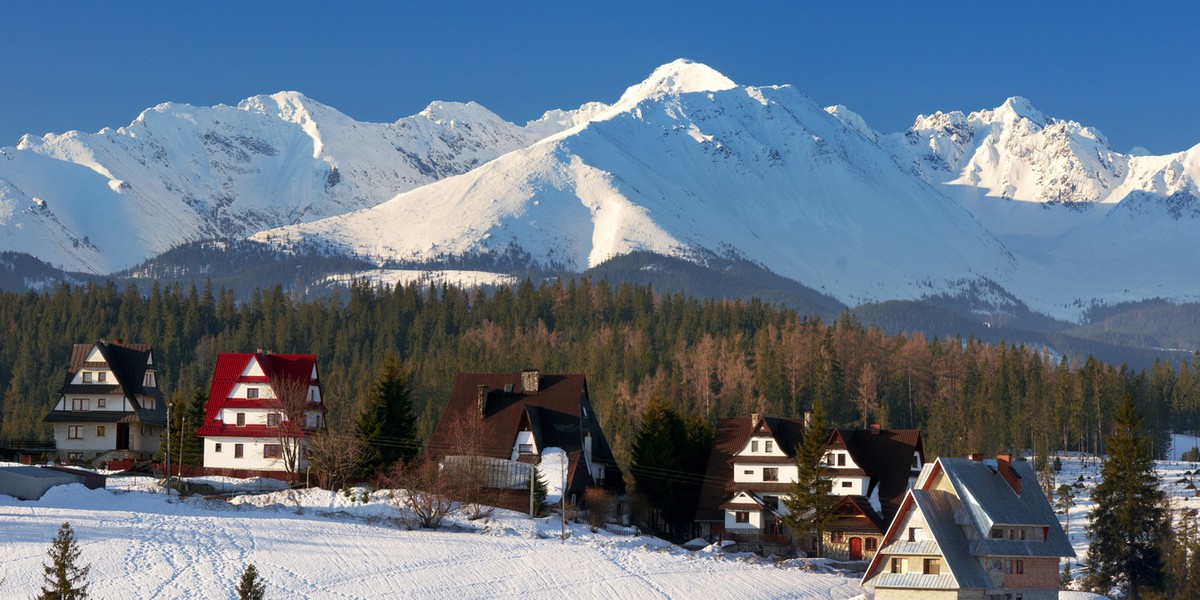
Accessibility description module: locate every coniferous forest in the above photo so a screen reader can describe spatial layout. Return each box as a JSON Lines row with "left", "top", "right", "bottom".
{"left": 1, "top": 278, "right": 1197, "bottom": 468}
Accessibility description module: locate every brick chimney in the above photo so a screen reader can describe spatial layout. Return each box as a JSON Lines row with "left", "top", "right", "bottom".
{"left": 996, "top": 454, "right": 1022, "bottom": 495}
{"left": 869, "top": 423, "right": 881, "bottom": 435}
{"left": 968, "top": 453, "right": 984, "bottom": 461}
{"left": 520, "top": 370, "right": 540, "bottom": 393}
{"left": 112, "top": 338, "right": 123, "bottom": 345}
{"left": 751, "top": 412, "right": 761, "bottom": 428}
{"left": 477, "top": 385, "right": 489, "bottom": 417}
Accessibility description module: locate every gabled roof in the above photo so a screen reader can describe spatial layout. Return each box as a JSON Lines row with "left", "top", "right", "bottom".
{"left": 428, "top": 372, "right": 623, "bottom": 494}
{"left": 195, "top": 352, "right": 321, "bottom": 437}
{"left": 838, "top": 428, "right": 923, "bottom": 523}
{"left": 829, "top": 495, "right": 887, "bottom": 532}
{"left": 932, "top": 458, "right": 1073, "bottom": 556}
{"left": 47, "top": 341, "right": 165, "bottom": 426}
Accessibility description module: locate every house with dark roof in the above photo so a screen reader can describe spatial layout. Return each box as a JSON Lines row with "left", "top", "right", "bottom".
{"left": 195, "top": 352, "right": 325, "bottom": 473}
{"left": 695, "top": 413, "right": 923, "bottom": 559}
{"left": 861, "top": 454, "right": 1074, "bottom": 600}
{"left": 428, "top": 371, "right": 624, "bottom": 502}
{"left": 44, "top": 340, "right": 165, "bottom": 463}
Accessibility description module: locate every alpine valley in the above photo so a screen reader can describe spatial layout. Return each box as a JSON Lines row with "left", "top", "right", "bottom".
{"left": 3, "top": 60, "right": 1199, "bottom": 364}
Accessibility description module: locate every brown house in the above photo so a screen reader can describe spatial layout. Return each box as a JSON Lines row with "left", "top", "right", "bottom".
{"left": 695, "top": 414, "right": 922, "bottom": 560}
{"left": 428, "top": 370, "right": 624, "bottom": 502}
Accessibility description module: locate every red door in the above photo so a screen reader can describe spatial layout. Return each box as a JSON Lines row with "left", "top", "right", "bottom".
{"left": 849, "top": 537, "right": 863, "bottom": 560}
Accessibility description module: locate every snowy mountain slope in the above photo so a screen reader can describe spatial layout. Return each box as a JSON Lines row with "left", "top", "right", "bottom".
{"left": 255, "top": 60, "right": 1016, "bottom": 306}
{"left": 0, "top": 92, "right": 550, "bottom": 273}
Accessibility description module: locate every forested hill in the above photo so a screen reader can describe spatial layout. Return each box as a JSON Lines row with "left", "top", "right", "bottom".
{"left": 0, "top": 279, "right": 1194, "bottom": 464}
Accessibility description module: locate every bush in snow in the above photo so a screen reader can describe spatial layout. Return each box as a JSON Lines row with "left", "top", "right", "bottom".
{"left": 236, "top": 563, "right": 266, "bottom": 600}
{"left": 381, "top": 459, "right": 454, "bottom": 529}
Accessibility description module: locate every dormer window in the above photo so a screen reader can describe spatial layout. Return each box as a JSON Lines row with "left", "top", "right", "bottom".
{"left": 912, "top": 452, "right": 921, "bottom": 470}
{"left": 144, "top": 372, "right": 155, "bottom": 387}
{"left": 83, "top": 372, "right": 92, "bottom": 383}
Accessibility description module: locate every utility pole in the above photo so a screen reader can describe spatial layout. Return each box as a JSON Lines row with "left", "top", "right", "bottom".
{"left": 561, "top": 457, "right": 566, "bottom": 542}
{"left": 178, "top": 416, "right": 186, "bottom": 483}
{"left": 165, "top": 401, "right": 172, "bottom": 501}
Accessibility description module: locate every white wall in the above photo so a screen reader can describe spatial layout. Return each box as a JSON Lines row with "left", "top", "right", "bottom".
{"left": 733, "top": 463, "right": 799, "bottom": 484}
{"left": 204, "top": 436, "right": 309, "bottom": 472}
{"left": 724, "top": 507, "right": 765, "bottom": 530}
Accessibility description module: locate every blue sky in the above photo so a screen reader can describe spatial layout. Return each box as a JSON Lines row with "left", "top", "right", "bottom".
{"left": 3, "top": 2, "right": 1197, "bottom": 154}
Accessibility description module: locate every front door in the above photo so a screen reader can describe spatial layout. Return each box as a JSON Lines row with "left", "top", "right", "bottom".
{"left": 849, "top": 537, "right": 863, "bottom": 560}
{"left": 116, "top": 424, "right": 130, "bottom": 450}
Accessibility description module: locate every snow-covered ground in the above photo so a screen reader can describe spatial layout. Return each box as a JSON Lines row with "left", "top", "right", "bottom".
{"left": 0, "top": 471, "right": 865, "bottom": 599}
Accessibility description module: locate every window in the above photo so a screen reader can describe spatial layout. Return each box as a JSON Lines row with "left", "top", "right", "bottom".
{"left": 263, "top": 444, "right": 282, "bottom": 459}
{"left": 141, "top": 426, "right": 150, "bottom": 436}
{"left": 763, "top": 467, "right": 779, "bottom": 481}
{"left": 762, "top": 495, "right": 779, "bottom": 510}
{"left": 734, "top": 511, "right": 750, "bottom": 523}
{"left": 1007, "top": 559, "right": 1024, "bottom": 575}
{"left": 923, "top": 558, "right": 941, "bottom": 575}
{"left": 246, "top": 387, "right": 259, "bottom": 399}
{"left": 67, "top": 452, "right": 83, "bottom": 462}
{"left": 865, "top": 537, "right": 878, "bottom": 551}
{"left": 743, "top": 469, "right": 754, "bottom": 475}
{"left": 144, "top": 372, "right": 155, "bottom": 387}
{"left": 146, "top": 398, "right": 155, "bottom": 410}
{"left": 98, "top": 372, "right": 106, "bottom": 382}
{"left": 837, "top": 453, "right": 846, "bottom": 466}
{"left": 891, "top": 557, "right": 904, "bottom": 574}
{"left": 234, "top": 444, "right": 244, "bottom": 458}
{"left": 908, "top": 527, "right": 921, "bottom": 542}
{"left": 83, "top": 372, "right": 92, "bottom": 383}
{"left": 912, "top": 452, "right": 921, "bottom": 469}
{"left": 96, "top": 426, "right": 105, "bottom": 437}
{"left": 97, "top": 398, "right": 106, "bottom": 409}
{"left": 215, "top": 443, "right": 222, "bottom": 453}
{"left": 751, "top": 440, "right": 758, "bottom": 452}
{"left": 236, "top": 413, "right": 246, "bottom": 427}
{"left": 1019, "top": 528, "right": 1026, "bottom": 541}
{"left": 267, "top": 413, "right": 280, "bottom": 427}
{"left": 841, "top": 480, "right": 853, "bottom": 488}
{"left": 991, "top": 527, "right": 1003, "bottom": 539}
{"left": 830, "top": 531, "right": 844, "bottom": 543}
{"left": 765, "top": 440, "right": 773, "bottom": 453}
{"left": 518, "top": 443, "right": 534, "bottom": 454}
{"left": 71, "top": 398, "right": 90, "bottom": 411}
{"left": 68, "top": 426, "right": 83, "bottom": 439}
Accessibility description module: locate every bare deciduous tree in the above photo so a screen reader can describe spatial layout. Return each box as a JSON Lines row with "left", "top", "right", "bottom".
{"left": 269, "top": 374, "right": 316, "bottom": 479}
{"left": 306, "top": 429, "right": 375, "bottom": 491}
{"left": 442, "top": 412, "right": 500, "bottom": 520}
{"left": 584, "top": 487, "right": 617, "bottom": 533}
{"left": 380, "top": 459, "right": 454, "bottom": 529}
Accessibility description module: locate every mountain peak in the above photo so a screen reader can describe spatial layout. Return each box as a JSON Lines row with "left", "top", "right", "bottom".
{"left": 417, "top": 101, "right": 506, "bottom": 126}
{"left": 989, "top": 96, "right": 1047, "bottom": 125}
{"left": 616, "top": 59, "right": 737, "bottom": 105}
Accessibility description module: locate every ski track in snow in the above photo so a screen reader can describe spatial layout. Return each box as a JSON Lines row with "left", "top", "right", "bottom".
{"left": 0, "top": 476, "right": 865, "bottom": 599}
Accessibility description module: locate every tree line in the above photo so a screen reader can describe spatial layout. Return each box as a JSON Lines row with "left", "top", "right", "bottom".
{"left": 2, "top": 278, "right": 1199, "bottom": 466}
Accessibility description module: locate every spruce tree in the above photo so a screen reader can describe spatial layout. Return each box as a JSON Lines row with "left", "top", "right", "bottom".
{"left": 783, "top": 399, "right": 837, "bottom": 557}
{"left": 37, "top": 522, "right": 90, "bottom": 600}
{"left": 531, "top": 466, "right": 548, "bottom": 517}
{"left": 236, "top": 563, "right": 266, "bottom": 600}
{"left": 1083, "top": 397, "right": 1169, "bottom": 599}
{"left": 356, "top": 353, "right": 418, "bottom": 471}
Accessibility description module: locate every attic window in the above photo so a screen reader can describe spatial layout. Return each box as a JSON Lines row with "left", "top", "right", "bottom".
{"left": 735, "top": 511, "right": 750, "bottom": 523}
{"left": 246, "top": 387, "right": 259, "bottom": 399}
{"left": 765, "top": 440, "right": 773, "bottom": 453}
{"left": 83, "top": 372, "right": 92, "bottom": 383}
{"left": 98, "top": 372, "right": 106, "bottom": 382}
{"left": 97, "top": 399, "right": 106, "bottom": 409}
{"left": 751, "top": 440, "right": 759, "bottom": 452}
{"left": 503, "top": 384, "right": 513, "bottom": 393}
{"left": 144, "top": 372, "right": 155, "bottom": 387}
{"left": 518, "top": 444, "right": 534, "bottom": 454}
{"left": 923, "top": 558, "right": 940, "bottom": 575}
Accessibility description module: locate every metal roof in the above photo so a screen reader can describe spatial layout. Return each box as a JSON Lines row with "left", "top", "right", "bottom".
{"left": 883, "top": 540, "right": 944, "bottom": 556}
{"left": 871, "top": 573, "right": 961, "bottom": 590}
{"left": 909, "top": 489, "right": 994, "bottom": 590}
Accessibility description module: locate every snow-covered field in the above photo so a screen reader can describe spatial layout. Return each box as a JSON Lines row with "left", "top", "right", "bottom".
{"left": 0, "top": 471, "right": 865, "bottom": 599}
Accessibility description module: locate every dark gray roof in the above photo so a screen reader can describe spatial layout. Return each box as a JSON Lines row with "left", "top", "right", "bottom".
{"left": 44, "top": 411, "right": 137, "bottom": 424}
{"left": 937, "top": 458, "right": 1074, "bottom": 557}
{"left": 911, "top": 489, "right": 994, "bottom": 590}
{"left": 48, "top": 341, "right": 165, "bottom": 427}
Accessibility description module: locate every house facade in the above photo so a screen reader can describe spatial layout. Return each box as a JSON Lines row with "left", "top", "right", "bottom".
{"left": 428, "top": 370, "right": 625, "bottom": 502}
{"left": 861, "top": 454, "right": 1074, "bottom": 600}
{"left": 44, "top": 340, "right": 165, "bottom": 463}
{"left": 195, "top": 352, "right": 325, "bottom": 473}
{"left": 695, "top": 414, "right": 923, "bottom": 560}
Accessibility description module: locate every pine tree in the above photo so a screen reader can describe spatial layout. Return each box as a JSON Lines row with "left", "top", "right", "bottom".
{"left": 531, "top": 466, "right": 548, "bottom": 517}
{"left": 356, "top": 353, "right": 418, "bottom": 471}
{"left": 236, "top": 563, "right": 265, "bottom": 600}
{"left": 37, "top": 522, "right": 90, "bottom": 600}
{"left": 783, "top": 399, "right": 838, "bottom": 557}
{"left": 1084, "top": 397, "right": 1169, "bottom": 599}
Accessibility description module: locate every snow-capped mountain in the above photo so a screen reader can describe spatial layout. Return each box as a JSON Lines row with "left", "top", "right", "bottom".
{"left": 3, "top": 59, "right": 1199, "bottom": 321}
{"left": 0, "top": 92, "right": 568, "bottom": 273}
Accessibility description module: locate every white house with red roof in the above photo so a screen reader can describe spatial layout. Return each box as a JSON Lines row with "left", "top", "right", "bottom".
{"left": 195, "top": 352, "right": 325, "bottom": 473}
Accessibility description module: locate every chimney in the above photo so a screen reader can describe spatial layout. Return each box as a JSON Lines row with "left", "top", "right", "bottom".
{"left": 751, "top": 412, "right": 761, "bottom": 428}
{"left": 803, "top": 411, "right": 812, "bottom": 427}
{"left": 521, "top": 370, "right": 540, "bottom": 394}
{"left": 477, "top": 385, "right": 489, "bottom": 417}
{"left": 112, "top": 338, "right": 123, "bottom": 345}
{"left": 869, "top": 423, "right": 881, "bottom": 435}
{"left": 997, "top": 454, "right": 1022, "bottom": 495}
{"left": 968, "top": 453, "right": 984, "bottom": 462}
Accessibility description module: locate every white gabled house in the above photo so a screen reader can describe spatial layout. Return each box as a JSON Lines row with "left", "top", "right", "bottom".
{"left": 196, "top": 351, "right": 325, "bottom": 473}
{"left": 44, "top": 340, "right": 165, "bottom": 464}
